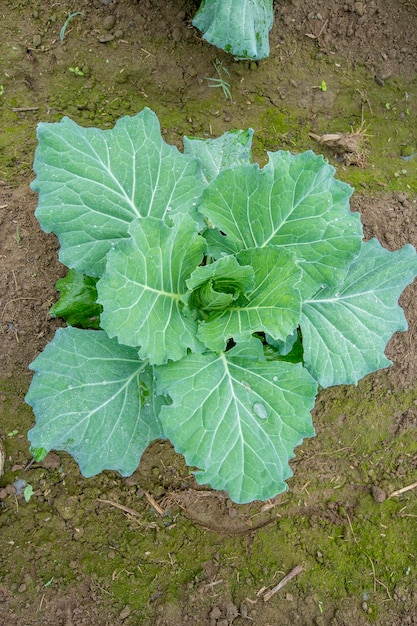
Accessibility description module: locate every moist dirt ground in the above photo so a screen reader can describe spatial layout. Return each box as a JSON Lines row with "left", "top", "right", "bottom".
{"left": 1, "top": 1, "right": 417, "bottom": 624}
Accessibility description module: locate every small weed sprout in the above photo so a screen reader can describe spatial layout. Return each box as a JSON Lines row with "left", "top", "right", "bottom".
{"left": 312, "top": 80, "right": 328, "bottom": 92}
{"left": 69, "top": 66, "right": 84, "bottom": 77}
{"left": 205, "top": 59, "right": 232, "bottom": 101}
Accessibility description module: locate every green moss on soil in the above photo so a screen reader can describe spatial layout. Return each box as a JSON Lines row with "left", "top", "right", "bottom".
{"left": 1, "top": 40, "right": 416, "bottom": 193}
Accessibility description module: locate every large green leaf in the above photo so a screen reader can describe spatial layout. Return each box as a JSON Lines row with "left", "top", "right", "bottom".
{"left": 301, "top": 238, "right": 417, "bottom": 387}
{"left": 200, "top": 151, "right": 363, "bottom": 294}
{"left": 197, "top": 247, "right": 303, "bottom": 351}
{"left": 31, "top": 108, "right": 204, "bottom": 276}
{"left": 192, "top": 0, "right": 273, "bottom": 60}
{"left": 156, "top": 337, "right": 317, "bottom": 503}
{"left": 50, "top": 269, "right": 102, "bottom": 329}
{"left": 25, "top": 327, "right": 164, "bottom": 477}
{"left": 183, "top": 129, "right": 254, "bottom": 184}
{"left": 98, "top": 214, "right": 207, "bottom": 365}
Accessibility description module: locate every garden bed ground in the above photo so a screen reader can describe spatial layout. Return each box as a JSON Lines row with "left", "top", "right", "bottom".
{"left": 1, "top": 1, "right": 417, "bottom": 624}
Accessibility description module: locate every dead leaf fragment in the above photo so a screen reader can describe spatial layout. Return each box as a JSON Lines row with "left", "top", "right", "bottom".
{"left": 309, "top": 123, "right": 369, "bottom": 167}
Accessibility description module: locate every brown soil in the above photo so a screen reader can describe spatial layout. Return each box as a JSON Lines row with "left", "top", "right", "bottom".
{"left": 1, "top": 1, "right": 417, "bottom": 625}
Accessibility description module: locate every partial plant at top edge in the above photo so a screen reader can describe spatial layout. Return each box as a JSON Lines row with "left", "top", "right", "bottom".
{"left": 25, "top": 108, "right": 417, "bottom": 504}
{"left": 192, "top": 0, "right": 274, "bottom": 60}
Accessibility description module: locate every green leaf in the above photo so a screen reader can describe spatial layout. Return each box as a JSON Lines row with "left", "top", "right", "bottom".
{"left": 25, "top": 327, "right": 164, "bottom": 477}
{"left": 50, "top": 269, "right": 102, "bottom": 329}
{"left": 301, "top": 238, "right": 417, "bottom": 387}
{"left": 192, "top": 0, "right": 273, "bottom": 60}
{"left": 264, "top": 331, "right": 304, "bottom": 364}
{"left": 31, "top": 447, "right": 48, "bottom": 462}
{"left": 98, "top": 214, "right": 207, "bottom": 365}
{"left": 186, "top": 254, "right": 255, "bottom": 312}
{"left": 265, "top": 330, "right": 299, "bottom": 356}
{"left": 200, "top": 151, "right": 363, "bottom": 294}
{"left": 23, "top": 484, "right": 34, "bottom": 502}
{"left": 156, "top": 337, "right": 317, "bottom": 503}
{"left": 31, "top": 108, "right": 204, "bottom": 276}
{"left": 197, "top": 247, "right": 303, "bottom": 351}
{"left": 183, "top": 129, "right": 254, "bottom": 184}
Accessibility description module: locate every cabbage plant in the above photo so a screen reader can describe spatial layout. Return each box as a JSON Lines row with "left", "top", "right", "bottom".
{"left": 25, "top": 108, "right": 417, "bottom": 504}
{"left": 193, "top": 0, "right": 273, "bottom": 60}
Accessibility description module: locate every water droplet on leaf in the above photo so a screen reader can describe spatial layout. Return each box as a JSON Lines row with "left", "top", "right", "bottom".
{"left": 272, "top": 375, "right": 278, "bottom": 382}
{"left": 253, "top": 402, "right": 268, "bottom": 419}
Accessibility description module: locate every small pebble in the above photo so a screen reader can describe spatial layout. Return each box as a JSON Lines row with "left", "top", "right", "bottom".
{"left": 225, "top": 602, "right": 238, "bottom": 620}
{"left": 99, "top": 33, "right": 115, "bottom": 43}
{"left": 371, "top": 485, "right": 386, "bottom": 503}
{"left": 41, "top": 452, "right": 61, "bottom": 469}
{"left": 209, "top": 607, "right": 222, "bottom": 620}
{"left": 172, "top": 27, "right": 182, "bottom": 42}
{"left": 103, "top": 15, "right": 116, "bottom": 30}
{"left": 354, "top": 2, "right": 365, "bottom": 16}
{"left": 119, "top": 606, "right": 131, "bottom": 620}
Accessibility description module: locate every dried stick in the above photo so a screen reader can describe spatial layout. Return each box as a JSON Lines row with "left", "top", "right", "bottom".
{"left": 97, "top": 498, "right": 142, "bottom": 518}
{"left": 1, "top": 297, "right": 38, "bottom": 318}
{"left": 11, "top": 106, "right": 40, "bottom": 112}
{"left": 388, "top": 481, "right": 417, "bottom": 498}
{"left": 144, "top": 490, "right": 165, "bottom": 516}
{"left": 263, "top": 565, "right": 304, "bottom": 601}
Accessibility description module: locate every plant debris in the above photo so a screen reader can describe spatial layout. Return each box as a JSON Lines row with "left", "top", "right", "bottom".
{"left": 309, "top": 123, "right": 369, "bottom": 167}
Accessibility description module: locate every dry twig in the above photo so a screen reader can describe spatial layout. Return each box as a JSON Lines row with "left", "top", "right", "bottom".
{"left": 388, "top": 481, "right": 417, "bottom": 498}
{"left": 11, "top": 106, "right": 39, "bottom": 112}
{"left": 263, "top": 565, "right": 304, "bottom": 602}
{"left": 97, "top": 498, "right": 142, "bottom": 518}
{"left": 144, "top": 490, "right": 165, "bottom": 516}
{"left": 305, "top": 18, "right": 329, "bottom": 40}
{"left": 1, "top": 297, "right": 38, "bottom": 319}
